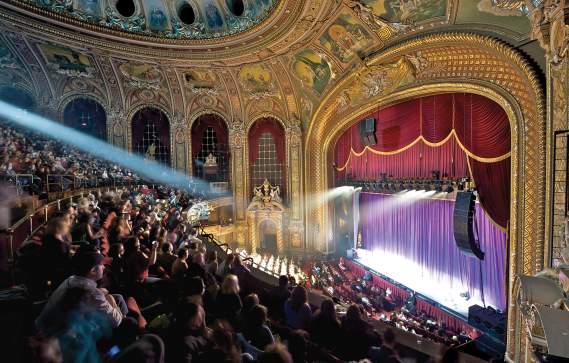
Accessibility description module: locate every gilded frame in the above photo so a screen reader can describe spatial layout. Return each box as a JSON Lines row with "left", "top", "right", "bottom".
{"left": 304, "top": 33, "right": 545, "bottom": 362}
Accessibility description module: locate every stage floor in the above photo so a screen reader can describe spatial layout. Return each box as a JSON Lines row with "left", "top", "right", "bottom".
{"left": 355, "top": 248, "right": 483, "bottom": 317}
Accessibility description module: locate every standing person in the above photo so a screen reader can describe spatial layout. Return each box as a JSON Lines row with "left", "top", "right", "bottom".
{"left": 268, "top": 275, "right": 291, "bottom": 320}
{"left": 308, "top": 299, "right": 342, "bottom": 351}
{"left": 216, "top": 253, "right": 235, "bottom": 278}
{"left": 216, "top": 274, "right": 243, "bottom": 326}
{"left": 204, "top": 250, "right": 218, "bottom": 275}
{"left": 283, "top": 286, "right": 312, "bottom": 330}
{"left": 243, "top": 304, "right": 275, "bottom": 350}
{"left": 42, "top": 217, "right": 72, "bottom": 286}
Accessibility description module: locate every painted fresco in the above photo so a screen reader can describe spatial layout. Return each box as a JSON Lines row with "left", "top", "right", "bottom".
{"left": 320, "top": 12, "right": 374, "bottom": 63}
{"left": 119, "top": 63, "right": 162, "bottom": 83}
{"left": 39, "top": 43, "right": 93, "bottom": 74}
{"left": 144, "top": 0, "right": 169, "bottom": 31}
{"left": 76, "top": 0, "right": 102, "bottom": 18}
{"left": 184, "top": 70, "right": 218, "bottom": 88}
{"left": 356, "top": 0, "right": 447, "bottom": 24}
{"left": 455, "top": 0, "right": 529, "bottom": 34}
{"left": 205, "top": 3, "right": 224, "bottom": 28}
{"left": 239, "top": 64, "right": 274, "bottom": 94}
{"left": 292, "top": 49, "right": 332, "bottom": 95}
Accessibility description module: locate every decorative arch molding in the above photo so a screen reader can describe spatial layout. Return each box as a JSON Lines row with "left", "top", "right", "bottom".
{"left": 126, "top": 103, "right": 172, "bottom": 157}
{"left": 246, "top": 112, "right": 287, "bottom": 132}
{"left": 304, "top": 33, "right": 545, "bottom": 363}
{"left": 57, "top": 93, "right": 109, "bottom": 121}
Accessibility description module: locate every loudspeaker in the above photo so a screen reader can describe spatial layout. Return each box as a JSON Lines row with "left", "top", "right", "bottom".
{"left": 358, "top": 117, "right": 377, "bottom": 146}
{"left": 453, "top": 191, "right": 484, "bottom": 259}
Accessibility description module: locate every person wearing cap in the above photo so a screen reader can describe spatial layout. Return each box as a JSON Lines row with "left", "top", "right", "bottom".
{"left": 36, "top": 248, "right": 127, "bottom": 336}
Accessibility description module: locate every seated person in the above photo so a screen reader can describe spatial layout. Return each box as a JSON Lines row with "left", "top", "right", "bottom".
{"left": 36, "top": 248, "right": 128, "bottom": 336}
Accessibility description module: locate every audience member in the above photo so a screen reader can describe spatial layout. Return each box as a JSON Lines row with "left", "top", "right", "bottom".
{"left": 284, "top": 286, "right": 312, "bottom": 330}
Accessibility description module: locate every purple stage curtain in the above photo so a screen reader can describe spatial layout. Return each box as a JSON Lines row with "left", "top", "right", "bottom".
{"left": 359, "top": 192, "right": 507, "bottom": 311}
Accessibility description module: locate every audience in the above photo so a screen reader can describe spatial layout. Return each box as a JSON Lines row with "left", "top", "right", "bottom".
{"left": 217, "top": 274, "right": 243, "bottom": 326}
{"left": 309, "top": 299, "right": 342, "bottom": 351}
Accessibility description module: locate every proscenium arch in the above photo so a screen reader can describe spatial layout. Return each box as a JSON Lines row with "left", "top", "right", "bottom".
{"left": 304, "top": 33, "right": 544, "bottom": 363}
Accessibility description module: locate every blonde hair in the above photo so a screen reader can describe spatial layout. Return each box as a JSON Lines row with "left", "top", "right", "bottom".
{"left": 221, "top": 274, "right": 240, "bottom": 295}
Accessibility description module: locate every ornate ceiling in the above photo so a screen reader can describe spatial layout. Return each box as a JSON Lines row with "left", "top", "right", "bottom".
{"left": 0, "top": 0, "right": 541, "bottom": 131}
{"left": 11, "top": 0, "right": 280, "bottom": 40}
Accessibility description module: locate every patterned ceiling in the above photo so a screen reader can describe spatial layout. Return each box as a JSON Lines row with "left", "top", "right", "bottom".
{"left": 10, "top": 0, "right": 279, "bottom": 39}
{"left": 0, "top": 0, "right": 540, "bottom": 133}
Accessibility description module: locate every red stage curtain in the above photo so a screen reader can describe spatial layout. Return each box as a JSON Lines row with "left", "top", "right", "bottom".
{"left": 191, "top": 114, "right": 228, "bottom": 158}
{"left": 469, "top": 157, "right": 511, "bottom": 229}
{"left": 334, "top": 93, "right": 511, "bottom": 228}
{"left": 248, "top": 118, "right": 285, "bottom": 164}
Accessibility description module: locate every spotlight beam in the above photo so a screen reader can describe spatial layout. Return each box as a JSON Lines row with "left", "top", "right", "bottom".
{"left": 0, "top": 101, "right": 212, "bottom": 195}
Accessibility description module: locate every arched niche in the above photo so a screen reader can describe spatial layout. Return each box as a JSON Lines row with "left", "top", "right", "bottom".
{"left": 131, "top": 107, "right": 171, "bottom": 165}
{"left": 248, "top": 117, "right": 286, "bottom": 198}
{"left": 0, "top": 86, "right": 35, "bottom": 110}
{"left": 62, "top": 97, "right": 107, "bottom": 140}
{"left": 190, "top": 113, "right": 230, "bottom": 183}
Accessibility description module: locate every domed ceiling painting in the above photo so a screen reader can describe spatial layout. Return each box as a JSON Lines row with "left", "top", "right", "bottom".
{"left": 0, "top": 0, "right": 537, "bottom": 131}
{"left": 12, "top": 0, "right": 278, "bottom": 39}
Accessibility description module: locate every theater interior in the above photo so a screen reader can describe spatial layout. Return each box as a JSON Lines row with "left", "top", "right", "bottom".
{"left": 0, "top": 1, "right": 568, "bottom": 362}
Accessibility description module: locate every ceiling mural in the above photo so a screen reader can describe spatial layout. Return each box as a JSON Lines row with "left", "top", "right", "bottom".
{"left": 0, "top": 0, "right": 544, "bottom": 131}
{"left": 12, "top": 0, "right": 279, "bottom": 40}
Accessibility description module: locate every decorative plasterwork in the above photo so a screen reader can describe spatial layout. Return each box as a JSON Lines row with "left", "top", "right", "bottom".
{"left": 304, "top": 33, "right": 544, "bottom": 363}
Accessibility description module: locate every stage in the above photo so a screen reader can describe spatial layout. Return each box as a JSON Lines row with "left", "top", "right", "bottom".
{"left": 354, "top": 248, "right": 481, "bottom": 317}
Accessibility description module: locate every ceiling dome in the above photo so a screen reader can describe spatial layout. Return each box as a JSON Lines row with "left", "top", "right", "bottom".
{"left": 15, "top": 0, "right": 279, "bottom": 40}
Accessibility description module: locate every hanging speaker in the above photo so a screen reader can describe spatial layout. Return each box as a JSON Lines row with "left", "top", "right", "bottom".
{"left": 453, "top": 191, "right": 484, "bottom": 260}
{"left": 358, "top": 117, "right": 377, "bottom": 146}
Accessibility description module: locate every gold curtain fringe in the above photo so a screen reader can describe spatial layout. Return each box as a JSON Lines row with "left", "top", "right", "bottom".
{"left": 335, "top": 130, "right": 510, "bottom": 171}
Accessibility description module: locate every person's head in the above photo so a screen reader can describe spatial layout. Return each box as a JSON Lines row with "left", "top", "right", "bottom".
{"left": 123, "top": 236, "right": 140, "bottom": 255}
{"left": 278, "top": 275, "right": 289, "bottom": 288}
{"left": 45, "top": 217, "right": 70, "bottom": 239}
{"left": 319, "top": 299, "right": 337, "bottom": 321}
{"left": 259, "top": 343, "right": 293, "bottom": 363}
{"left": 193, "top": 252, "right": 205, "bottom": 266}
{"left": 190, "top": 228, "right": 198, "bottom": 237}
{"left": 174, "top": 297, "right": 205, "bottom": 331}
{"left": 346, "top": 304, "right": 362, "bottom": 322}
{"left": 109, "top": 243, "right": 124, "bottom": 259}
{"left": 221, "top": 274, "right": 240, "bottom": 295}
{"left": 205, "top": 250, "right": 217, "bottom": 263}
{"left": 225, "top": 253, "right": 235, "bottom": 266}
{"left": 289, "top": 285, "right": 308, "bottom": 310}
{"left": 161, "top": 241, "right": 173, "bottom": 254}
{"left": 177, "top": 248, "right": 189, "bottom": 260}
{"left": 243, "top": 293, "right": 260, "bottom": 313}
{"left": 248, "top": 304, "right": 268, "bottom": 328}
{"left": 72, "top": 248, "right": 105, "bottom": 281}
{"left": 233, "top": 254, "right": 243, "bottom": 267}
{"left": 184, "top": 276, "right": 205, "bottom": 297}
{"left": 288, "top": 330, "right": 309, "bottom": 363}
{"left": 383, "top": 328, "right": 396, "bottom": 346}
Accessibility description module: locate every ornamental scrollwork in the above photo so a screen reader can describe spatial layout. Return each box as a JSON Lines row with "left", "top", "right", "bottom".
{"left": 104, "top": 6, "right": 146, "bottom": 33}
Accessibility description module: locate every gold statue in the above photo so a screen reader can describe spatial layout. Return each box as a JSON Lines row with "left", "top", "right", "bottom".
{"left": 204, "top": 153, "right": 218, "bottom": 167}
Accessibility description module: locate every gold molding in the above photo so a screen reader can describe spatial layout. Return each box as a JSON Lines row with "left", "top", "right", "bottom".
{"left": 304, "top": 33, "right": 544, "bottom": 362}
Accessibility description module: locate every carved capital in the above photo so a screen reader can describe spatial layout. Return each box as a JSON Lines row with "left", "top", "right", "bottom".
{"left": 527, "top": 0, "right": 569, "bottom": 64}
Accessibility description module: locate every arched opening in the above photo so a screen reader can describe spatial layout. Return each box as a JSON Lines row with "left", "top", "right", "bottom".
{"left": 259, "top": 219, "right": 278, "bottom": 254}
{"left": 333, "top": 93, "right": 510, "bottom": 316}
{"left": 248, "top": 117, "right": 286, "bottom": 199}
{"left": 178, "top": 3, "right": 196, "bottom": 25}
{"left": 131, "top": 107, "right": 170, "bottom": 165}
{"left": 226, "top": 0, "right": 245, "bottom": 17}
{"left": 190, "top": 114, "right": 230, "bottom": 184}
{"left": 116, "top": 0, "right": 135, "bottom": 17}
{"left": 63, "top": 98, "right": 107, "bottom": 140}
{"left": 0, "top": 86, "right": 34, "bottom": 110}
